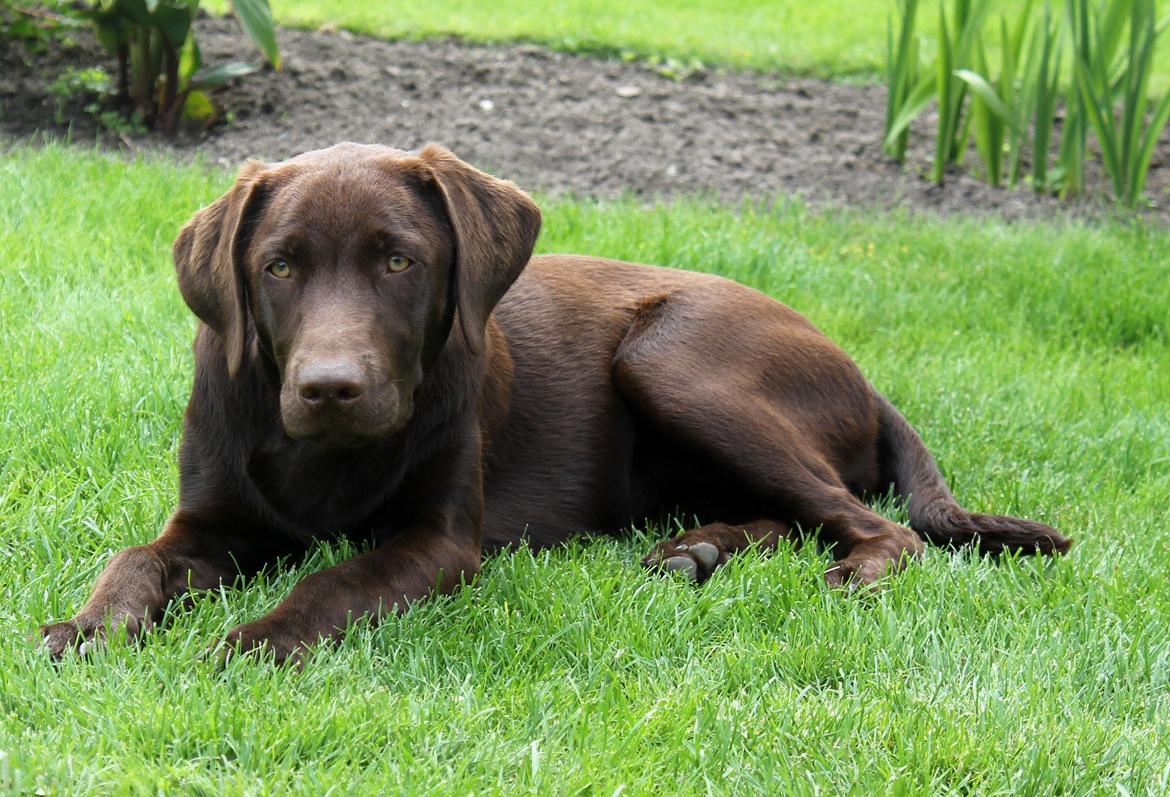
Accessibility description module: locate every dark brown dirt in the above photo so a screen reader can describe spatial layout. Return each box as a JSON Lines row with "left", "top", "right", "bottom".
{"left": 4, "top": 14, "right": 1170, "bottom": 222}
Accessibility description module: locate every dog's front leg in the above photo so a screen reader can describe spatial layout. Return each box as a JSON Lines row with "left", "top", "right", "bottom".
{"left": 220, "top": 450, "right": 484, "bottom": 665}
{"left": 39, "top": 512, "right": 286, "bottom": 658}
{"left": 220, "top": 520, "right": 480, "bottom": 664}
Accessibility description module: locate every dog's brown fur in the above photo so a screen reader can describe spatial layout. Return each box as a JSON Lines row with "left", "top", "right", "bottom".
{"left": 40, "top": 143, "right": 1070, "bottom": 663}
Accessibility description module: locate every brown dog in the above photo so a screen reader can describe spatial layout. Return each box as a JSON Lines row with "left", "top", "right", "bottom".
{"left": 40, "top": 143, "right": 1070, "bottom": 663}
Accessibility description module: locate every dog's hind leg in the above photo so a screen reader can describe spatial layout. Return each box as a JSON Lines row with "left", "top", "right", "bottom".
{"left": 613, "top": 288, "right": 924, "bottom": 587}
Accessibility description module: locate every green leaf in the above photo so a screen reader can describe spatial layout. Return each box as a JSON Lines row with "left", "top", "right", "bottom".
{"left": 231, "top": 0, "right": 282, "bottom": 69}
{"left": 933, "top": 1, "right": 954, "bottom": 184}
{"left": 180, "top": 88, "right": 218, "bottom": 128}
{"left": 150, "top": 3, "right": 191, "bottom": 49}
{"left": 1007, "top": 0, "right": 1036, "bottom": 63}
{"left": 954, "top": 69, "right": 1015, "bottom": 128}
{"left": 1074, "top": 51, "right": 1122, "bottom": 197}
{"left": 1032, "top": 6, "right": 1062, "bottom": 193}
{"left": 883, "top": 74, "right": 935, "bottom": 151}
{"left": 190, "top": 62, "right": 261, "bottom": 89}
{"left": 178, "top": 32, "right": 202, "bottom": 87}
{"left": 89, "top": 11, "right": 130, "bottom": 52}
{"left": 114, "top": 0, "right": 151, "bottom": 26}
{"left": 1132, "top": 87, "right": 1170, "bottom": 202}
{"left": 884, "top": 0, "right": 922, "bottom": 162}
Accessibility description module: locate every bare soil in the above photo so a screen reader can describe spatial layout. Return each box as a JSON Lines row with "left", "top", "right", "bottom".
{"left": 4, "top": 15, "right": 1170, "bottom": 222}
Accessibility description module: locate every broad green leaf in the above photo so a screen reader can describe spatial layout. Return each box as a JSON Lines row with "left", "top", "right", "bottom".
{"left": 114, "top": 0, "right": 151, "bottom": 26}
{"left": 151, "top": 3, "right": 191, "bottom": 49}
{"left": 178, "top": 31, "right": 202, "bottom": 87}
{"left": 180, "top": 88, "right": 218, "bottom": 127}
{"left": 231, "top": 0, "right": 282, "bottom": 69}
{"left": 89, "top": 11, "right": 130, "bottom": 52}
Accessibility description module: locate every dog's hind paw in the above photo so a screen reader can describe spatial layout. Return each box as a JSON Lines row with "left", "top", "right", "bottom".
{"left": 643, "top": 539, "right": 725, "bottom": 583}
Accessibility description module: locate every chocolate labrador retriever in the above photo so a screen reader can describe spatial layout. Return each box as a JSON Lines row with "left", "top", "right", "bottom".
{"left": 40, "top": 143, "right": 1070, "bottom": 663}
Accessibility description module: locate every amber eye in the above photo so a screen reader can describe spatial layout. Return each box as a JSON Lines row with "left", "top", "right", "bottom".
{"left": 387, "top": 254, "right": 413, "bottom": 273}
{"left": 267, "top": 260, "right": 291, "bottom": 279}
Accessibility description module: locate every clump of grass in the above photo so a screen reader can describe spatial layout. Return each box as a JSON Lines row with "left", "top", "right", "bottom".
{"left": 3, "top": 145, "right": 1170, "bottom": 795}
{"left": 1071, "top": 0, "right": 1170, "bottom": 205}
{"left": 884, "top": 0, "right": 996, "bottom": 183}
{"left": 885, "top": 0, "right": 1170, "bottom": 207}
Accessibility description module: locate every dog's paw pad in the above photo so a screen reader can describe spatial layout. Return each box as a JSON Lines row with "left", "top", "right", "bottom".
{"left": 663, "top": 555, "right": 698, "bottom": 581}
{"left": 643, "top": 537, "right": 728, "bottom": 583}
{"left": 689, "top": 542, "right": 719, "bottom": 570}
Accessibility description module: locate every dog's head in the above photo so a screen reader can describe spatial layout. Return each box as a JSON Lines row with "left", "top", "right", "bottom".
{"left": 173, "top": 143, "right": 541, "bottom": 448}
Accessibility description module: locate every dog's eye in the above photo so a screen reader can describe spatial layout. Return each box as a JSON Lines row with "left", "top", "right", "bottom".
{"left": 267, "top": 260, "right": 291, "bottom": 279}
{"left": 387, "top": 254, "right": 413, "bottom": 273}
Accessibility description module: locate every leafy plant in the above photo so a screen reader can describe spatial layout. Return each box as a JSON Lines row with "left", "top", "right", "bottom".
{"left": 954, "top": 1, "right": 1036, "bottom": 187}
{"left": 47, "top": 65, "right": 112, "bottom": 124}
{"left": 930, "top": 0, "right": 995, "bottom": 183}
{"left": 47, "top": 65, "right": 150, "bottom": 133}
{"left": 1027, "top": 1, "right": 1064, "bottom": 192}
{"left": 84, "top": 0, "right": 280, "bottom": 132}
{"left": 953, "top": 0, "right": 1066, "bottom": 192}
{"left": 883, "top": 0, "right": 995, "bottom": 183}
{"left": 1, "top": 1, "right": 83, "bottom": 52}
{"left": 885, "top": 0, "right": 1170, "bottom": 206}
{"left": 1070, "top": 0, "right": 1170, "bottom": 206}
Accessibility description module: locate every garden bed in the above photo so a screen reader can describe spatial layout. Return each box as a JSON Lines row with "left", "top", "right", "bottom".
{"left": 4, "top": 14, "right": 1169, "bottom": 221}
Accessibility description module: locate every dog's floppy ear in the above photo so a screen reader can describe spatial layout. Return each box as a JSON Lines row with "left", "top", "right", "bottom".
{"left": 417, "top": 144, "right": 541, "bottom": 355}
{"left": 173, "top": 160, "right": 268, "bottom": 378}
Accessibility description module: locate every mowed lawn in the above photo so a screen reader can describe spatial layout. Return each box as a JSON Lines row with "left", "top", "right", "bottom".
{"left": 1, "top": 145, "right": 1168, "bottom": 794}
{"left": 205, "top": 0, "right": 1170, "bottom": 80}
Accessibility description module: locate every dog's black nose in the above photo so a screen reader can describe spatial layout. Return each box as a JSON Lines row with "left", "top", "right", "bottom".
{"left": 296, "top": 361, "right": 366, "bottom": 409}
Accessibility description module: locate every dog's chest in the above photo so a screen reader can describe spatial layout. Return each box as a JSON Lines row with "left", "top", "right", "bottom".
{"left": 245, "top": 440, "right": 407, "bottom": 538}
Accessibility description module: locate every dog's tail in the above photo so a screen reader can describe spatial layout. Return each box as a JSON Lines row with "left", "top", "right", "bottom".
{"left": 876, "top": 392, "right": 1071, "bottom": 556}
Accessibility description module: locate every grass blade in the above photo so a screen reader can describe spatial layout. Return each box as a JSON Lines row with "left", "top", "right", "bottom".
{"left": 884, "top": 73, "right": 935, "bottom": 151}
{"left": 933, "top": 1, "right": 955, "bottom": 184}
{"left": 1074, "top": 49, "right": 1123, "bottom": 198}
{"left": 885, "top": 0, "right": 922, "bottom": 162}
{"left": 1133, "top": 86, "right": 1170, "bottom": 202}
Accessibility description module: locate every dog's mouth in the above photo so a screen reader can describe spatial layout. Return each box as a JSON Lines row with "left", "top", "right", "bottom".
{"left": 282, "top": 412, "right": 412, "bottom": 450}
{"left": 287, "top": 426, "right": 377, "bottom": 450}
{"left": 281, "top": 401, "right": 412, "bottom": 444}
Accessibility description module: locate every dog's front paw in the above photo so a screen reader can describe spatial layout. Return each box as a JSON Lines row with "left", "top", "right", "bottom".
{"left": 38, "top": 612, "right": 144, "bottom": 660}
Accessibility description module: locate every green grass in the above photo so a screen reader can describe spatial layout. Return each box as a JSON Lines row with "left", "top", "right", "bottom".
{"left": 202, "top": 0, "right": 1170, "bottom": 82}
{"left": 2, "top": 145, "right": 1170, "bottom": 794}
